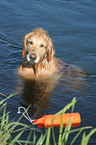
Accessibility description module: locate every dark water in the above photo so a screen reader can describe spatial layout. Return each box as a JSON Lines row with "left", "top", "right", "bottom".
{"left": 0, "top": 0, "right": 96, "bottom": 144}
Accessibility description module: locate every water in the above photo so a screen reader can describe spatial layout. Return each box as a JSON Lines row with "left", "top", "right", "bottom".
{"left": 0, "top": 0, "right": 96, "bottom": 144}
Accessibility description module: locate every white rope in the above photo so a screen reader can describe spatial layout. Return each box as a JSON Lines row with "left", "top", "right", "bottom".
{"left": 17, "top": 107, "right": 34, "bottom": 123}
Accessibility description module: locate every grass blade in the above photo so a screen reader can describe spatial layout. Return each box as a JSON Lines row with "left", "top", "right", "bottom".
{"left": 45, "top": 127, "right": 51, "bottom": 145}
{"left": 25, "top": 129, "right": 33, "bottom": 145}
{"left": 80, "top": 131, "right": 86, "bottom": 145}
{"left": 84, "top": 128, "right": 96, "bottom": 145}
{"left": 71, "top": 129, "right": 83, "bottom": 145}
{"left": 62, "top": 119, "right": 72, "bottom": 144}
{"left": 0, "top": 93, "right": 17, "bottom": 105}
{"left": 36, "top": 133, "right": 46, "bottom": 145}
{"left": 9, "top": 130, "right": 24, "bottom": 145}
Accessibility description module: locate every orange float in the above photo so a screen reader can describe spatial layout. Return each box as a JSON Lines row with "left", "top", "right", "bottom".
{"left": 17, "top": 107, "right": 81, "bottom": 128}
{"left": 33, "top": 113, "right": 81, "bottom": 128}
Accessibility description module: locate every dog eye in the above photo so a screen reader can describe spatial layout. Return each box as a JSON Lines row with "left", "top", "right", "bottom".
{"left": 29, "top": 41, "right": 33, "bottom": 45}
{"left": 40, "top": 44, "right": 45, "bottom": 47}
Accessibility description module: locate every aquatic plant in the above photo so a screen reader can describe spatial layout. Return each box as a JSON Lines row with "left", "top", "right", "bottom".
{"left": 0, "top": 93, "right": 96, "bottom": 144}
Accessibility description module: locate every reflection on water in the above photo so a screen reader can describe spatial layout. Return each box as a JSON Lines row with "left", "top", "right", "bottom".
{"left": 18, "top": 78, "right": 54, "bottom": 117}
{"left": 17, "top": 62, "right": 86, "bottom": 118}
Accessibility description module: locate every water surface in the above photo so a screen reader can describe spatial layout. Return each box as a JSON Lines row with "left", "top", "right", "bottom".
{"left": 0, "top": 0, "right": 96, "bottom": 144}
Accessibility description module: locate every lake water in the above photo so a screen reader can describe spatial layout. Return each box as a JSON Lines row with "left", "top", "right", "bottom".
{"left": 0, "top": 0, "right": 96, "bottom": 144}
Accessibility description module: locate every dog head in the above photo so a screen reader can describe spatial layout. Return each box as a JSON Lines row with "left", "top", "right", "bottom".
{"left": 22, "top": 28, "right": 55, "bottom": 64}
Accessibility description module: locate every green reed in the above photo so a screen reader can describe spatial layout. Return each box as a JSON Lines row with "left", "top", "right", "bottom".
{"left": 0, "top": 93, "right": 96, "bottom": 145}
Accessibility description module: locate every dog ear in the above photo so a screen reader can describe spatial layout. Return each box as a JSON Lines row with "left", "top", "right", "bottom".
{"left": 22, "top": 44, "right": 26, "bottom": 57}
{"left": 47, "top": 48, "right": 55, "bottom": 62}
{"left": 22, "top": 32, "right": 32, "bottom": 57}
{"left": 47, "top": 38, "right": 55, "bottom": 62}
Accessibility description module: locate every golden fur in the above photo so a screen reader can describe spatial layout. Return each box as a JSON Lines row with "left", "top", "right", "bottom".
{"left": 19, "top": 28, "right": 86, "bottom": 81}
{"left": 19, "top": 28, "right": 62, "bottom": 79}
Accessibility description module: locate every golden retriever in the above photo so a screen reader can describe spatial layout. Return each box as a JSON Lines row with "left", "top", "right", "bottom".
{"left": 19, "top": 28, "right": 86, "bottom": 81}
{"left": 19, "top": 28, "right": 63, "bottom": 79}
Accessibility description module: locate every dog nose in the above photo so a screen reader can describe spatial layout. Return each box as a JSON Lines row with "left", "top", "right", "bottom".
{"left": 29, "top": 53, "right": 37, "bottom": 61}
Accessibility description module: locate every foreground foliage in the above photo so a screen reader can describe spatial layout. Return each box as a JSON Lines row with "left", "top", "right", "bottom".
{"left": 0, "top": 93, "right": 96, "bottom": 145}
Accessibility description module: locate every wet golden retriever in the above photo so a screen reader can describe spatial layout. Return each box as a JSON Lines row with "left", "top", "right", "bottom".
{"left": 19, "top": 28, "right": 63, "bottom": 79}
{"left": 19, "top": 28, "right": 86, "bottom": 81}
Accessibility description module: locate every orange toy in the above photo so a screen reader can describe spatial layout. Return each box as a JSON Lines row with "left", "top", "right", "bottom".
{"left": 17, "top": 107, "right": 81, "bottom": 128}
{"left": 33, "top": 113, "right": 81, "bottom": 128}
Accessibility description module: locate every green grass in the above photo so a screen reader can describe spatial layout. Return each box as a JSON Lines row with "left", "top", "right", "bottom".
{"left": 0, "top": 93, "right": 96, "bottom": 145}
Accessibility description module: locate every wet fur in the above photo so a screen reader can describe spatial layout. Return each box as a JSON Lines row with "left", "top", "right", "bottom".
{"left": 19, "top": 28, "right": 62, "bottom": 79}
